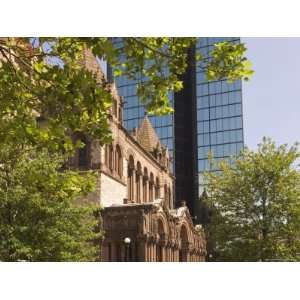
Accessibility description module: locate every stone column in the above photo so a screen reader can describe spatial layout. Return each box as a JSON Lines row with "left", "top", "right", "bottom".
{"left": 144, "top": 179, "right": 148, "bottom": 202}
{"left": 111, "top": 242, "right": 117, "bottom": 262}
{"left": 132, "top": 169, "right": 136, "bottom": 202}
{"left": 148, "top": 182, "right": 152, "bottom": 202}
{"left": 142, "top": 176, "right": 149, "bottom": 202}
{"left": 165, "top": 246, "right": 168, "bottom": 261}
{"left": 101, "top": 243, "right": 108, "bottom": 262}
{"left": 148, "top": 242, "right": 152, "bottom": 261}
{"left": 161, "top": 245, "right": 166, "bottom": 262}
{"left": 137, "top": 238, "right": 147, "bottom": 262}
{"left": 152, "top": 243, "right": 156, "bottom": 261}
{"left": 131, "top": 241, "right": 136, "bottom": 262}
{"left": 186, "top": 251, "right": 190, "bottom": 262}
{"left": 138, "top": 174, "right": 142, "bottom": 203}
{"left": 136, "top": 169, "right": 143, "bottom": 203}
{"left": 152, "top": 243, "right": 156, "bottom": 262}
{"left": 148, "top": 242, "right": 152, "bottom": 262}
{"left": 175, "top": 248, "right": 179, "bottom": 262}
{"left": 172, "top": 248, "right": 175, "bottom": 262}
{"left": 148, "top": 243, "right": 151, "bottom": 262}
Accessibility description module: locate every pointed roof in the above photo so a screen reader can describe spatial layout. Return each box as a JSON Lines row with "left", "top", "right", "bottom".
{"left": 81, "top": 48, "right": 105, "bottom": 84}
{"left": 136, "top": 115, "right": 162, "bottom": 153}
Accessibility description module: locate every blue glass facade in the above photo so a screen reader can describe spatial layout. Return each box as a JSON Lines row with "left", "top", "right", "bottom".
{"left": 110, "top": 37, "right": 244, "bottom": 218}
{"left": 196, "top": 37, "right": 244, "bottom": 194}
{"left": 111, "top": 38, "right": 175, "bottom": 172}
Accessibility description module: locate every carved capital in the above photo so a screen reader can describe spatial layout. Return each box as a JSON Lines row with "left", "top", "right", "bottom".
{"left": 128, "top": 166, "right": 135, "bottom": 175}
{"left": 136, "top": 169, "right": 143, "bottom": 177}
{"left": 137, "top": 233, "right": 149, "bottom": 243}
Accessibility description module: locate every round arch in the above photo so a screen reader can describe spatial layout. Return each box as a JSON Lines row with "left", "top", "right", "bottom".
{"left": 179, "top": 223, "right": 192, "bottom": 262}
{"left": 135, "top": 161, "right": 142, "bottom": 203}
{"left": 155, "top": 177, "right": 160, "bottom": 199}
{"left": 127, "top": 155, "right": 135, "bottom": 202}
{"left": 156, "top": 214, "right": 169, "bottom": 236}
{"left": 142, "top": 167, "right": 148, "bottom": 202}
{"left": 115, "top": 144, "right": 123, "bottom": 177}
{"left": 156, "top": 214, "right": 169, "bottom": 262}
{"left": 108, "top": 144, "right": 114, "bottom": 171}
{"left": 149, "top": 172, "right": 154, "bottom": 202}
{"left": 126, "top": 148, "right": 136, "bottom": 162}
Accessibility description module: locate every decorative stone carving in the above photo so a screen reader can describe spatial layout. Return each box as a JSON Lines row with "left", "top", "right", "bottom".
{"left": 101, "top": 202, "right": 206, "bottom": 262}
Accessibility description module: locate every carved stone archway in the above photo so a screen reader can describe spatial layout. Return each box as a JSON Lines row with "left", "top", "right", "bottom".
{"left": 101, "top": 201, "right": 206, "bottom": 262}
{"left": 156, "top": 218, "right": 166, "bottom": 262}
{"left": 179, "top": 225, "right": 189, "bottom": 262}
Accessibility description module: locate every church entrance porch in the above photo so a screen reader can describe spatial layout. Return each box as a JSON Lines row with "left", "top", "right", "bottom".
{"left": 101, "top": 201, "right": 206, "bottom": 262}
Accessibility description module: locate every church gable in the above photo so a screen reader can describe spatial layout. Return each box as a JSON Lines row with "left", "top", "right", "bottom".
{"left": 134, "top": 115, "right": 170, "bottom": 170}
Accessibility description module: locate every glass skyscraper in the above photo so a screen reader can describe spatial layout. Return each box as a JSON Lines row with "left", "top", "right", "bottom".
{"left": 109, "top": 37, "right": 244, "bottom": 222}
{"left": 196, "top": 38, "right": 244, "bottom": 194}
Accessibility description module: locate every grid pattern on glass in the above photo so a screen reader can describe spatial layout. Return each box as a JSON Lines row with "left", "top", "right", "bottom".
{"left": 111, "top": 38, "right": 175, "bottom": 171}
{"left": 196, "top": 37, "right": 244, "bottom": 193}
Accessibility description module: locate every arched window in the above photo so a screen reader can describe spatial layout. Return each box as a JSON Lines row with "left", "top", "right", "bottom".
{"left": 149, "top": 173, "right": 154, "bottom": 202}
{"left": 109, "top": 145, "right": 114, "bottom": 171}
{"left": 155, "top": 177, "right": 160, "bottom": 199}
{"left": 118, "top": 106, "right": 122, "bottom": 123}
{"left": 156, "top": 219, "right": 165, "bottom": 262}
{"left": 164, "top": 184, "right": 168, "bottom": 207}
{"left": 136, "top": 162, "right": 142, "bottom": 203}
{"left": 115, "top": 145, "right": 123, "bottom": 177}
{"left": 77, "top": 134, "right": 89, "bottom": 168}
{"left": 105, "top": 145, "right": 109, "bottom": 166}
{"left": 168, "top": 186, "right": 172, "bottom": 208}
{"left": 179, "top": 226, "right": 189, "bottom": 262}
{"left": 143, "top": 167, "right": 148, "bottom": 202}
{"left": 127, "top": 155, "right": 135, "bottom": 202}
{"left": 113, "top": 99, "right": 117, "bottom": 117}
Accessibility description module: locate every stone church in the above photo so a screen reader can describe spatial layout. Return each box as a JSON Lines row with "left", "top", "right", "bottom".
{"left": 72, "top": 50, "right": 206, "bottom": 262}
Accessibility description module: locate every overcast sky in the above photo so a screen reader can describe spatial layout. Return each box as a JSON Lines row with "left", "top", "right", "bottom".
{"left": 242, "top": 37, "right": 300, "bottom": 150}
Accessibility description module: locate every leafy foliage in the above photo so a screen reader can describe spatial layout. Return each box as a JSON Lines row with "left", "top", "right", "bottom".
{"left": 111, "top": 38, "right": 195, "bottom": 115}
{"left": 0, "top": 145, "right": 100, "bottom": 262}
{"left": 0, "top": 37, "right": 253, "bottom": 152}
{"left": 206, "top": 42, "right": 254, "bottom": 82}
{"left": 0, "top": 37, "right": 253, "bottom": 261}
{"left": 204, "top": 138, "right": 300, "bottom": 261}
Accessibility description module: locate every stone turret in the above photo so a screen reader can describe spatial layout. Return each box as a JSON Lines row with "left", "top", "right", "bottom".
{"left": 81, "top": 49, "right": 123, "bottom": 124}
{"left": 135, "top": 114, "right": 170, "bottom": 170}
{"left": 81, "top": 48, "right": 106, "bottom": 84}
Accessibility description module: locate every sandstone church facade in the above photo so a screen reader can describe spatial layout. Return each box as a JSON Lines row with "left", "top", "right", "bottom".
{"left": 72, "top": 50, "right": 206, "bottom": 262}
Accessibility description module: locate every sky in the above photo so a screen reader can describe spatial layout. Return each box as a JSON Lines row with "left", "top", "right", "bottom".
{"left": 242, "top": 37, "right": 300, "bottom": 150}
